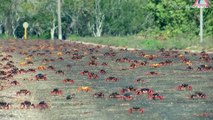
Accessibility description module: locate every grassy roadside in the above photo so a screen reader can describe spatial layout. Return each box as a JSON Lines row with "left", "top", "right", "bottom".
{"left": 68, "top": 35, "right": 213, "bottom": 52}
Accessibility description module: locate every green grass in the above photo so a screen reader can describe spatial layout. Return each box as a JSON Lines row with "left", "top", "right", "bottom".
{"left": 68, "top": 35, "right": 213, "bottom": 51}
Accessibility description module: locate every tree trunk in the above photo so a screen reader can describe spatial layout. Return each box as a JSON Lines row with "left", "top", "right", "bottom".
{"left": 50, "top": 20, "right": 56, "bottom": 40}
{"left": 93, "top": 0, "right": 104, "bottom": 37}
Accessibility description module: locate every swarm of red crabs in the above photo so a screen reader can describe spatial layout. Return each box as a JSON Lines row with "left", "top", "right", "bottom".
{"left": 0, "top": 40, "right": 211, "bottom": 118}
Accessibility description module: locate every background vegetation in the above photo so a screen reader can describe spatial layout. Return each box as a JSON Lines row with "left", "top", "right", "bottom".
{"left": 0, "top": 0, "right": 212, "bottom": 49}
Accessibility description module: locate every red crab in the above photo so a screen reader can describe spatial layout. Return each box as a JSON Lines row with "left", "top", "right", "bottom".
{"left": 88, "top": 72, "right": 99, "bottom": 79}
{"left": 120, "top": 93, "right": 134, "bottom": 101}
{"left": 120, "top": 85, "right": 136, "bottom": 94}
{"left": 55, "top": 70, "right": 64, "bottom": 75}
{"left": 101, "top": 62, "right": 108, "bottom": 66}
{"left": 16, "top": 89, "right": 31, "bottom": 96}
{"left": 88, "top": 60, "right": 97, "bottom": 66}
{"left": 128, "top": 107, "right": 144, "bottom": 114}
{"left": 134, "top": 78, "right": 146, "bottom": 83}
{"left": 105, "top": 77, "right": 119, "bottom": 82}
{"left": 10, "top": 80, "right": 20, "bottom": 85}
{"left": 80, "top": 70, "right": 90, "bottom": 75}
{"left": 135, "top": 88, "right": 154, "bottom": 96}
{"left": 20, "top": 101, "right": 35, "bottom": 109}
{"left": 47, "top": 66, "right": 55, "bottom": 70}
{"left": 190, "top": 92, "right": 206, "bottom": 99}
{"left": 109, "top": 92, "right": 122, "bottom": 98}
{"left": 19, "top": 69, "right": 27, "bottom": 74}
{"left": 27, "top": 68, "right": 36, "bottom": 73}
{"left": 0, "top": 102, "right": 12, "bottom": 109}
{"left": 62, "top": 79, "right": 75, "bottom": 84}
{"left": 93, "top": 92, "right": 104, "bottom": 98}
{"left": 176, "top": 84, "right": 192, "bottom": 91}
{"left": 35, "top": 73, "right": 47, "bottom": 80}
{"left": 99, "top": 69, "right": 107, "bottom": 74}
{"left": 148, "top": 93, "right": 164, "bottom": 100}
{"left": 145, "top": 71, "right": 158, "bottom": 75}
{"left": 36, "top": 101, "right": 49, "bottom": 110}
{"left": 50, "top": 88, "right": 63, "bottom": 96}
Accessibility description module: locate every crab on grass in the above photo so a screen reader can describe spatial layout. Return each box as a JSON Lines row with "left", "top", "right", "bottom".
{"left": 36, "top": 101, "right": 49, "bottom": 110}
{"left": 93, "top": 92, "right": 104, "bottom": 98}
{"left": 77, "top": 86, "right": 92, "bottom": 92}
{"left": 0, "top": 102, "right": 12, "bottom": 109}
{"left": 176, "top": 84, "right": 192, "bottom": 91}
{"left": 16, "top": 89, "right": 31, "bottom": 96}
{"left": 20, "top": 101, "right": 35, "bottom": 109}
{"left": 128, "top": 107, "right": 144, "bottom": 114}
{"left": 35, "top": 73, "right": 47, "bottom": 80}
{"left": 50, "top": 88, "right": 63, "bottom": 96}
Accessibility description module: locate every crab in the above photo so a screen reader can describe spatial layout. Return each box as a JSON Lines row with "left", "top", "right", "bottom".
{"left": 80, "top": 70, "right": 90, "bottom": 75}
{"left": 143, "top": 54, "right": 157, "bottom": 60}
{"left": 190, "top": 92, "right": 206, "bottom": 99}
{"left": 0, "top": 102, "right": 12, "bottom": 109}
{"left": 37, "top": 66, "right": 46, "bottom": 70}
{"left": 120, "top": 93, "right": 134, "bottom": 101}
{"left": 50, "top": 88, "right": 63, "bottom": 96}
{"left": 20, "top": 101, "right": 35, "bottom": 109}
{"left": 148, "top": 93, "right": 164, "bottom": 100}
{"left": 87, "top": 72, "right": 99, "bottom": 79}
{"left": 62, "top": 79, "right": 75, "bottom": 84}
{"left": 93, "top": 92, "right": 104, "bottom": 98}
{"left": 36, "top": 101, "right": 48, "bottom": 110}
{"left": 150, "top": 63, "right": 162, "bottom": 68}
{"left": 145, "top": 71, "right": 158, "bottom": 75}
{"left": 16, "top": 89, "right": 31, "bottom": 96}
{"left": 105, "top": 77, "right": 119, "bottom": 82}
{"left": 128, "top": 107, "right": 144, "bottom": 114}
{"left": 27, "top": 68, "right": 36, "bottom": 73}
{"left": 109, "top": 92, "right": 122, "bottom": 98}
{"left": 129, "top": 63, "right": 137, "bottom": 69}
{"left": 47, "top": 66, "right": 55, "bottom": 70}
{"left": 35, "top": 73, "right": 47, "bottom": 80}
{"left": 120, "top": 85, "right": 136, "bottom": 94}
{"left": 66, "top": 94, "right": 76, "bottom": 100}
{"left": 26, "top": 61, "right": 34, "bottom": 65}
{"left": 19, "top": 69, "right": 27, "bottom": 74}
{"left": 186, "top": 66, "right": 193, "bottom": 70}
{"left": 1, "top": 57, "right": 9, "bottom": 61}
{"left": 101, "top": 62, "right": 108, "bottom": 66}
{"left": 197, "top": 65, "right": 212, "bottom": 71}
{"left": 58, "top": 57, "right": 64, "bottom": 60}
{"left": 10, "top": 80, "right": 20, "bottom": 85}
{"left": 99, "top": 69, "right": 107, "bottom": 74}
{"left": 88, "top": 60, "right": 97, "bottom": 66}
{"left": 135, "top": 88, "right": 154, "bottom": 96}
{"left": 134, "top": 78, "right": 146, "bottom": 83}
{"left": 55, "top": 70, "right": 64, "bottom": 75}
{"left": 77, "top": 86, "right": 92, "bottom": 92}
{"left": 0, "top": 71, "right": 7, "bottom": 75}
{"left": 176, "top": 84, "right": 192, "bottom": 91}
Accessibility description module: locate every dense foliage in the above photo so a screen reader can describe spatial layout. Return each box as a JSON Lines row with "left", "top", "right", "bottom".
{"left": 0, "top": 0, "right": 212, "bottom": 39}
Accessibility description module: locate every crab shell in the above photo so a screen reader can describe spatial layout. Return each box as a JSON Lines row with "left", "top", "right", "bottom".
{"left": 176, "top": 85, "right": 192, "bottom": 91}
{"left": 36, "top": 102, "right": 49, "bottom": 110}
{"left": 50, "top": 90, "right": 63, "bottom": 95}
{"left": 135, "top": 89, "right": 154, "bottom": 96}
{"left": 148, "top": 94, "right": 164, "bottom": 100}
{"left": 62, "top": 79, "right": 75, "bottom": 84}
{"left": 128, "top": 108, "right": 144, "bottom": 113}
{"left": 105, "top": 77, "right": 119, "bottom": 82}
{"left": 35, "top": 74, "right": 47, "bottom": 80}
